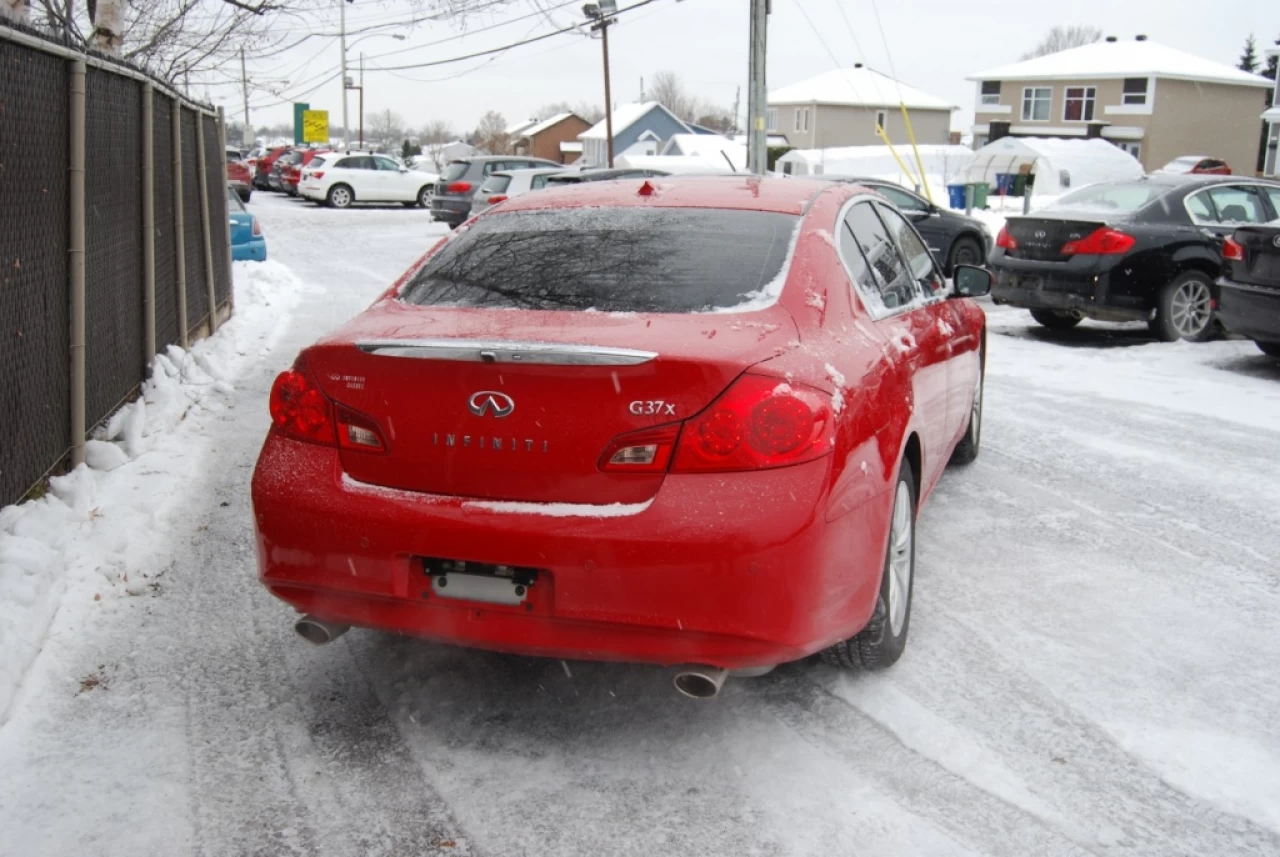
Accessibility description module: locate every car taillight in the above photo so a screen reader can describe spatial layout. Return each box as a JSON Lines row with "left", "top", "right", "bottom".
{"left": 599, "top": 424, "right": 681, "bottom": 473}
{"left": 446, "top": 181, "right": 472, "bottom": 193}
{"left": 269, "top": 367, "right": 334, "bottom": 445}
{"left": 311, "top": 171, "right": 324, "bottom": 179}
{"left": 487, "top": 194, "right": 508, "bottom": 204}
{"left": 671, "top": 374, "right": 834, "bottom": 473}
{"left": 1060, "top": 227, "right": 1135, "bottom": 256}
{"left": 336, "top": 408, "right": 386, "bottom": 452}
{"left": 995, "top": 225, "right": 1018, "bottom": 250}
{"left": 252, "top": 218, "right": 262, "bottom": 236}
{"left": 1222, "top": 236, "right": 1245, "bottom": 261}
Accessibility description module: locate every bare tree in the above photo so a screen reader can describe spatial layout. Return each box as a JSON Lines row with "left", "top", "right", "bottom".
{"left": 647, "top": 70, "right": 697, "bottom": 120}
{"left": 366, "top": 108, "right": 406, "bottom": 148}
{"left": 473, "top": 110, "right": 509, "bottom": 155}
{"left": 536, "top": 100, "right": 604, "bottom": 124}
{"left": 419, "top": 118, "right": 457, "bottom": 172}
{"left": 1020, "top": 25, "right": 1104, "bottom": 60}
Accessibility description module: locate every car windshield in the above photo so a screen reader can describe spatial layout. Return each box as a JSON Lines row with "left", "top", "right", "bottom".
{"left": 399, "top": 207, "right": 798, "bottom": 312}
{"left": 1048, "top": 182, "right": 1171, "bottom": 213}
{"left": 441, "top": 161, "right": 470, "bottom": 181}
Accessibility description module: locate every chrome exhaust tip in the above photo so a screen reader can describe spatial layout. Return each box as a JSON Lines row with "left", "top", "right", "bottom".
{"left": 673, "top": 666, "right": 729, "bottom": 699}
{"left": 294, "top": 616, "right": 350, "bottom": 646}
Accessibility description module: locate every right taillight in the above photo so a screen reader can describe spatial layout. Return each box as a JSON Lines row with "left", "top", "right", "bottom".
{"left": 486, "top": 194, "right": 508, "bottom": 204}
{"left": 671, "top": 374, "right": 834, "bottom": 473}
{"left": 995, "top": 225, "right": 1018, "bottom": 250}
{"left": 447, "top": 181, "right": 472, "bottom": 193}
{"left": 1222, "top": 236, "right": 1245, "bottom": 261}
{"left": 269, "top": 367, "right": 335, "bottom": 445}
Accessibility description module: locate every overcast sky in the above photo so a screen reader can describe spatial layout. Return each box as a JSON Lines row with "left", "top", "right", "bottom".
{"left": 219, "top": 0, "right": 1278, "bottom": 139}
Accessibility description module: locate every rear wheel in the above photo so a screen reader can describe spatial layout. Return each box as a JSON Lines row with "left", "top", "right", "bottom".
{"left": 417, "top": 186, "right": 432, "bottom": 208}
{"left": 326, "top": 184, "right": 353, "bottom": 209}
{"left": 1150, "top": 271, "right": 1213, "bottom": 342}
{"left": 946, "top": 236, "right": 983, "bottom": 273}
{"left": 1029, "top": 308, "right": 1082, "bottom": 330}
{"left": 820, "top": 460, "right": 916, "bottom": 670}
{"left": 950, "top": 365, "right": 983, "bottom": 466}
{"left": 1258, "top": 341, "right": 1280, "bottom": 358}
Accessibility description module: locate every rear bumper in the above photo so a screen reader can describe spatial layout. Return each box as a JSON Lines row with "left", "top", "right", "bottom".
{"left": 232, "top": 237, "right": 267, "bottom": 261}
{"left": 989, "top": 264, "right": 1150, "bottom": 321}
{"left": 1218, "top": 280, "right": 1280, "bottom": 343}
{"left": 251, "top": 435, "right": 889, "bottom": 669}
{"left": 430, "top": 196, "right": 470, "bottom": 223}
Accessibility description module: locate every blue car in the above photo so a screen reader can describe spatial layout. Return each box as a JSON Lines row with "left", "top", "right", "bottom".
{"left": 228, "top": 186, "right": 267, "bottom": 261}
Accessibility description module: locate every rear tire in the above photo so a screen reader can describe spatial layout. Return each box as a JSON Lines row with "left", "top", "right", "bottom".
{"left": 1150, "top": 271, "right": 1213, "bottom": 342}
{"left": 326, "top": 184, "right": 354, "bottom": 209}
{"left": 1258, "top": 341, "right": 1280, "bottom": 358}
{"left": 820, "top": 460, "right": 916, "bottom": 670}
{"left": 950, "top": 364, "right": 983, "bottom": 466}
{"left": 1029, "top": 308, "right": 1082, "bottom": 330}
{"left": 417, "top": 186, "right": 432, "bottom": 208}
{"left": 946, "top": 236, "right": 984, "bottom": 273}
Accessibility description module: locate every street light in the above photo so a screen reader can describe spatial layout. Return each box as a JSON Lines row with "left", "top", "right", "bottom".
{"left": 343, "top": 33, "right": 406, "bottom": 150}
{"left": 583, "top": 0, "right": 618, "bottom": 167}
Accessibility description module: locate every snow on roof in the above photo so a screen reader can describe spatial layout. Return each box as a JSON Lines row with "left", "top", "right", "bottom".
{"left": 579, "top": 102, "right": 690, "bottom": 140}
{"left": 662, "top": 134, "right": 747, "bottom": 170}
{"left": 968, "top": 38, "right": 1274, "bottom": 87}
{"left": 732, "top": 134, "right": 790, "bottom": 147}
{"left": 506, "top": 117, "right": 539, "bottom": 136}
{"left": 517, "top": 112, "right": 578, "bottom": 139}
{"left": 768, "top": 66, "right": 955, "bottom": 110}
{"left": 560, "top": 141, "right": 584, "bottom": 152}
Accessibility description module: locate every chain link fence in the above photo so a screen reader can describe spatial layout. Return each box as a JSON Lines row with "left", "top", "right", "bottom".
{"left": 0, "top": 22, "right": 233, "bottom": 506}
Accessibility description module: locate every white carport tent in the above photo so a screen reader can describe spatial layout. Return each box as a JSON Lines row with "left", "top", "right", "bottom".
{"left": 962, "top": 137, "right": 1144, "bottom": 199}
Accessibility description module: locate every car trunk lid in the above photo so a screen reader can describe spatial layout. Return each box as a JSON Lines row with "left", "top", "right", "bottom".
{"left": 1004, "top": 215, "right": 1107, "bottom": 262}
{"left": 1226, "top": 226, "right": 1280, "bottom": 289}
{"left": 306, "top": 305, "right": 796, "bottom": 504}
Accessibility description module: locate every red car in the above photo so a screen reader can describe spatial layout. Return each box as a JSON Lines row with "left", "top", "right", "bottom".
{"left": 251, "top": 177, "right": 991, "bottom": 697}
{"left": 226, "top": 155, "right": 252, "bottom": 203}
{"left": 253, "top": 145, "right": 292, "bottom": 190}
{"left": 1156, "top": 156, "right": 1232, "bottom": 176}
{"left": 281, "top": 148, "right": 329, "bottom": 196}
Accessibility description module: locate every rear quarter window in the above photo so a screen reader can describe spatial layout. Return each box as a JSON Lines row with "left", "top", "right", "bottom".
{"left": 400, "top": 207, "right": 799, "bottom": 313}
{"left": 480, "top": 175, "right": 511, "bottom": 194}
{"left": 441, "top": 161, "right": 470, "bottom": 181}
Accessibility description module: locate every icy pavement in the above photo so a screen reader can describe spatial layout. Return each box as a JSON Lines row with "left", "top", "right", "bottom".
{"left": 1, "top": 194, "right": 1279, "bottom": 856}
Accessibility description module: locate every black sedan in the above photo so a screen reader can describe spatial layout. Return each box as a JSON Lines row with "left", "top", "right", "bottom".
{"left": 822, "top": 176, "right": 990, "bottom": 273}
{"left": 989, "top": 175, "right": 1280, "bottom": 341}
{"left": 1218, "top": 223, "right": 1280, "bottom": 359}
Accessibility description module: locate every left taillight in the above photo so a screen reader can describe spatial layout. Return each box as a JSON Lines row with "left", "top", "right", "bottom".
{"left": 311, "top": 171, "right": 324, "bottom": 179}
{"left": 599, "top": 424, "right": 681, "bottom": 473}
{"left": 1060, "top": 227, "right": 1135, "bottom": 256}
{"left": 486, "top": 194, "right": 508, "bottom": 204}
{"left": 1222, "top": 236, "right": 1245, "bottom": 262}
{"left": 269, "top": 367, "right": 334, "bottom": 445}
{"left": 251, "top": 218, "right": 262, "bottom": 236}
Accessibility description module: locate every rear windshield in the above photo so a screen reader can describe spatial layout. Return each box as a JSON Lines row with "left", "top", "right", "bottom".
{"left": 480, "top": 175, "right": 511, "bottom": 194}
{"left": 441, "top": 161, "right": 470, "bottom": 182}
{"left": 1049, "top": 182, "right": 1171, "bottom": 213}
{"left": 1160, "top": 157, "right": 1201, "bottom": 172}
{"left": 400, "top": 207, "right": 799, "bottom": 313}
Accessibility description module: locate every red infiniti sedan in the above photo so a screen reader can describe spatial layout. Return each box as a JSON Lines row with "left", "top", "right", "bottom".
{"left": 252, "top": 176, "right": 991, "bottom": 697}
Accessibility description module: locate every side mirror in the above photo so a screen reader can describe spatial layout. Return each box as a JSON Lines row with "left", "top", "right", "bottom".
{"left": 952, "top": 264, "right": 992, "bottom": 298}
{"left": 909, "top": 208, "right": 932, "bottom": 222}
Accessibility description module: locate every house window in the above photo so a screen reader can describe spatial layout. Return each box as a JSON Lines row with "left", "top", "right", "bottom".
{"left": 875, "top": 109, "right": 887, "bottom": 132}
{"left": 766, "top": 108, "right": 777, "bottom": 132}
{"left": 980, "top": 81, "right": 1001, "bottom": 106}
{"left": 794, "top": 108, "right": 809, "bottom": 132}
{"left": 1021, "top": 87, "right": 1052, "bottom": 121}
{"left": 1115, "top": 141, "right": 1141, "bottom": 160}
{"left": 1063, "top": 86, "right": 1096, "bottom": 121}
{"left": 1122, "top": 77, "right": 1149, "bottom": 105}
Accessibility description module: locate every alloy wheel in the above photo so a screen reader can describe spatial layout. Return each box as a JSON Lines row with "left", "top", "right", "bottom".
{"left": 1170, "top": 279, "right": 1212, "bottom": 338}
{"left": 330, "top": 187, "right": 351, "bottom": 208}
{"left": 887, "top": 482, "right": 914, "bottom": 636}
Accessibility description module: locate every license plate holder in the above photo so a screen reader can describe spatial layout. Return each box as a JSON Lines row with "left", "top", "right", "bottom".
{"left": 422, "top": 557, "right": 539, "bottom": 606}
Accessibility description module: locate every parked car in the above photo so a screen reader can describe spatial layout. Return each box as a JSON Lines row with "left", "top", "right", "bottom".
{"left": 253, "top": 145, "right": 291, "bottom": 190}
{"left": 251, "top": 176, "right": 992, "bottom": 696}
{"left": 226, "top": 153, "right": 252, "bottom": 203}
{"left": 1155, "top": 156, "right": 1232, "bottom": 176}
{"left": 227, "top": 187, "right": 266, "bottom": 261}
{"left": 989, "top": 175, "right": 1280, "bottom": 341}
{"left": 822, "top": 176, "right": 989, "bottom": 273}
{"left": 544, "top": 168, "right": 668, "bottom": 185}
{"left": 469, "top": 168, "right": 567, "bottom": 217}
{"left": 280, "top": 148, "right": 329, "bottom": 196}
{"left": 1218, "top": 223, "right": 1280, "bottom": 359}
{"left": 298, "top": 151, "right": 438, "bottom": 208}
{"left": 267, "top": 148, "right": 298, "bottom": 192}
{"left": 430, "top": 155, "right": 560, "bottom": 227}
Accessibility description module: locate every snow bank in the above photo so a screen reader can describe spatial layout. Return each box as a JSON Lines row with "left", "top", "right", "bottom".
{"left": 0, "top": 260, "right": 305, "bottom": 722}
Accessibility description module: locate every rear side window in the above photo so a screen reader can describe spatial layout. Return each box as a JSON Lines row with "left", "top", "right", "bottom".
{"left": 441, "top": 161, "right": 470, "bottom": 181}
{"left": 873, "top": 185, "right": 927, "bottom": 213}
{"left": 531, "top": 175, "right": 550, "bottom": 190}
{"left": 841, "top": 202, "right": 919, "bottom": 314}
{"left": 876, "top": 204, "right": 938, "bottom": 285}
{"left": 1263, "top": 187, "right": 1280, "bottom": 219}
{"left": 1185, "top": 192, "right": 1216, "bottom": 222}
{"left": 1205, "top": 186, "right": 1268, "bottom": 224}
{"left": 336, "top": 156, "right": 370, "bottom": 169}
{"left": 400, "top": 207, "right": 799, "bottom": 313}
{"left": 480, "top": 175, "right": 511, "bottom": 194}
{"left": 310, "top": 156, "right": 327, "bottom": 169}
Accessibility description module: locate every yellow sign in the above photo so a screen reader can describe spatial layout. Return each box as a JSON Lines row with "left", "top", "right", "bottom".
{"left": 301, "top": 110, "right": 329, "bottom": 144}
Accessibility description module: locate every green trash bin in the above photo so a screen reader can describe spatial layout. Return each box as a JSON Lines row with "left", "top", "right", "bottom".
{"left": 1012, "top": 173, "right": 1029, "bottom": 197}
{"left": 968, "top": 182, "right": 989, "bottom": 209}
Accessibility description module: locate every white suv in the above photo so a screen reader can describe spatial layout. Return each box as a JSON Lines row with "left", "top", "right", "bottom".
{"left": 300, "top": 152, "right": 438, "bottom": 208}
{"left": 469, "top": 168, "right": 570, "bottom": 217}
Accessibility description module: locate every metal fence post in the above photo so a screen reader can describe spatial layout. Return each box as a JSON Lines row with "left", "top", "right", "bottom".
{"left": 195, "top": 112, "right": 217, "bottom": 335}
{"left": 142, "top": 82, "right": 156, "bottom": 363}
{"left": 68, "top": 59, "right": 87, "bottom": 468}
{"left": 173, "top": 100, "right": 188, "bottom": 348}
{"left": 217, "top": 106, "right": 235, "bottom": 313}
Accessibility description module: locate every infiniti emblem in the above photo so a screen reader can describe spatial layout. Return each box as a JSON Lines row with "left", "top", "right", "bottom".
{"left": 468, "top": 391, "right": 515, "bottom": 418}
{"left": 1034, "top": 230, "right": 1048, "bottom": 239}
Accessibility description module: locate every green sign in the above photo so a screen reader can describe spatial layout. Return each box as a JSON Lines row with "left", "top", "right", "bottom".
{"left": 292, "top": 102, "right": 310, "bottom": 144}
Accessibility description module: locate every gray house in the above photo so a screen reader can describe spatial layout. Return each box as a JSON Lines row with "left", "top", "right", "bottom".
{"left": 578, "top": 102, "right": 691, "bottom": 167}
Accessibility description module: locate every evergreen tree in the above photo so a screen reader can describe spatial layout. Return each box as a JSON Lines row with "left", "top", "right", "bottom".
{"left": 1239, "top": 34, "right": 1259, "bottom": 73}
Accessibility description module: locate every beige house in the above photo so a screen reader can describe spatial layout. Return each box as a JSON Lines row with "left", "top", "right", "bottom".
{"left": 767, "top": 64, "right": 955, "bottom": 150}
{"left": 968, "top": 36, "right": 1274, "bottom": 173}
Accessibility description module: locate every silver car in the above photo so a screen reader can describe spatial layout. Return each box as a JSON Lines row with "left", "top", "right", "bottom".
{"left": 469, "top": 168, "right": 571, "bottom": 217}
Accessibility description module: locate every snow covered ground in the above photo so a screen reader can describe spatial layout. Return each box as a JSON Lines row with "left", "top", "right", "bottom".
{"left": 1, "top": 193, "right": 1279, "bottom": 856}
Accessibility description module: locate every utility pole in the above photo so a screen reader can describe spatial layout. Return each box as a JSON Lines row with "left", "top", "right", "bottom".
{"left": 358, "top": 52, "right": 365, "bottom": 148}
{"left": 731, "top": 85, "right": 741, "bottom": 136}
{"left": 339, "top": 0, "right": 349, "bottom": 147}
{"left": 640, "top": 75, "right": 644, "bottom": 100}
{"left": 584, "top": 1, "right": 618, "bottom": 167}
{"left": 747, "top": 0, "right": 769, "bottom": 174}
{"left": 240, "top": 46, "right": 250, "bottom": 147}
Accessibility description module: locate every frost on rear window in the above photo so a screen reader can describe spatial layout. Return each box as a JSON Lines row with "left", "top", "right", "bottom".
{"left": 398, "top": 207, "right": 800, "bottom": 313}
{"left": 441, "top": 161, "right": 469, "bottom": 182}
{"left": 1049, "top": 182, "right": 1170, "bottom": 213}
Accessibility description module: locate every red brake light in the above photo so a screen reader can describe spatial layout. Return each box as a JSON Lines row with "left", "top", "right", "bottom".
{"left": 599, "top": 424, "right": 680, "bottom": 472}
{"left": 671, "top": 375, "right": 834, "bottom": 473}
{"left": 1222, "top": 236, "right": 1245, "bottom": 262}
{"left": 251, "top": 218, "right": 262, "bottom": 236}
{"left": 487, "top": 194, "right": 508, "bottom": 204}
{"left": 995, "top": 225, "right": 1017, "bottom": 250}
{"left": 1060, "top": 227, "right": 1135, "bottom": 256}
{"left": 311, "top": 171, "right": 324, "bottom": 179}
{"left": 447, "top": 181, "right": 472, "bottom": 193}
{"left": 269, "top": 367, "right": 334, "bottom": 445}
